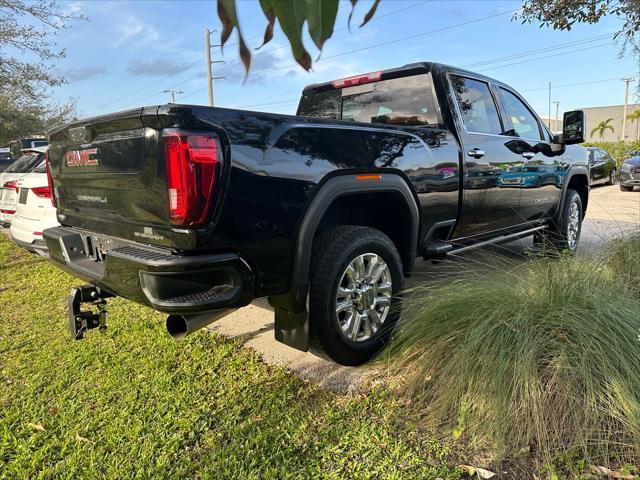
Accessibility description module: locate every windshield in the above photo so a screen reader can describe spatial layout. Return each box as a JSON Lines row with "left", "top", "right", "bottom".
{"left": 298, "top": 73, "right": 441, "bottom": 127}
{"left": 4, "top": 152, "right": 44, "bottom": 173}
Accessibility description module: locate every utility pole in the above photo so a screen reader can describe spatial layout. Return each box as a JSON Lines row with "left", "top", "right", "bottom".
{"left": 621, "top": 77, "right": 632, "bottom": 141}
{"left": 163, "top": 89, "right": 183, "bottom": 103}
{"left": 206, "top": 29, "right": 225, "bottom": 106}
{"left": 553, "top": 101, "right": 560, "bottom": 133}
{"left": 547, "top": 82, "right": 552, "bottom": 130}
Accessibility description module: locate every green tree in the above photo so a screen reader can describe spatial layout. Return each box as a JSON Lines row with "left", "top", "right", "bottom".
{"left": 0, "top": 94, "right": 77, "bottom": 146}
{"left": 0, "top": 0, "right": 84, "bottom": 103}
{"left": 590, "top": 118, "right": 615, "bottom": 139}
{"left": 216, "top": 0, "right": 639, "bottom": 75}
{"left": 518, "top": 0, "right": 639, "bottom": 55}
{"left": 0, "top": 0, "right": 83, "bottom": 143}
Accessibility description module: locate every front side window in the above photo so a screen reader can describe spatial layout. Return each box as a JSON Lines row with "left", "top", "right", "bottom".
{"left": 500, "top": 88, "right": 542, "bottom": 140}
{"left": 450, "top": 75, "right": 502, "bottom": 135}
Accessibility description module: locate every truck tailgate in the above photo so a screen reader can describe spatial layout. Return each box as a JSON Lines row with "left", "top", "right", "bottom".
{"left": 47, "top": 107, "right": 198, "bottom": 249}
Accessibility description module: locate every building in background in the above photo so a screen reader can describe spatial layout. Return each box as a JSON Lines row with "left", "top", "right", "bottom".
{"left": 581, "top": 104, "right": 640, "bottom": 142}
{"left": 539, "top": 115, "right": 563, "bottom": 135}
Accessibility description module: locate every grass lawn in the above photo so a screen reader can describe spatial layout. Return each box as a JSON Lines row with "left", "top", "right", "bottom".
{"left": 0, "top": 235, "right": 458, "bottom": 480}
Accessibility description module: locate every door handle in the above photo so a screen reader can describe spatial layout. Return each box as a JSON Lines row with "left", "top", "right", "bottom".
{"left": 467, "top": 148, "right": 485, "bottom": 159}
{"left": 522, "top": 152, "right": 536, "bottom": 159}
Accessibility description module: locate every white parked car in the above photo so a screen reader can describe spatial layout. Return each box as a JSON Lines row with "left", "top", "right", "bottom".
{"left": 0, "top": 147, "right": 48, "bottom": 227}
{"left": 10, "top": 156, "right": 60, "bottom": 254}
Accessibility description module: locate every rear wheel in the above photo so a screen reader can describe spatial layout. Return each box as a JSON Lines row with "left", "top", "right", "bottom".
{"left": 608, "top": 168, "right": 617, "bottom": 185}
{"left": 309, "top": 226, "right": 403, "bottom": 366}
{"left": 620, "top": 185, "right": 634, "bottom": 192}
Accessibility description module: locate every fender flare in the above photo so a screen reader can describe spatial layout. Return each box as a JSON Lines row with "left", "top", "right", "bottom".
{"left": 270, "top": 173, "right": 420, "bottom": 352}
{"left": 554, "top": 165, "right": 589, "bottom": 221}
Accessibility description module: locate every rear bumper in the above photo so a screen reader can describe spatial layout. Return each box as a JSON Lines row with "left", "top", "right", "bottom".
{"left": 13, "top": 237, "right": 48, "bottom": 253}
{"left": 44, "top": 226, "right": 255, "bottom": 314}
{"left": 619, "top": 172, "right": 640, "bottom": 187}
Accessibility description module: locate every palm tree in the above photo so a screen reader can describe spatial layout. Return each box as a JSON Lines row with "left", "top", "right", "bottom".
{"left": 590, "top": 118, "right": 615, "bottom": 140}
{"left": 626, "top": 110, "right": 640, "bottom": 141}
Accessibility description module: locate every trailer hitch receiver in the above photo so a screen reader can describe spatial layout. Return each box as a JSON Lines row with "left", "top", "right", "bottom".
{"left": 68, "top": 285, "right": 114, "bottom": 340}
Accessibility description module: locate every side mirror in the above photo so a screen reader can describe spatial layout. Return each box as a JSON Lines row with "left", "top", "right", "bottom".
{"left": 561, "top": 110, "right": 586, "bottom": 145}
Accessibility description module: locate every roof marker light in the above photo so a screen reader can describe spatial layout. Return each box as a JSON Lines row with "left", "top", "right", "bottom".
{"left": 355, "top": 174, "right": 382, "bottom": 181}
{"left": 331, "top": 71, "right": 382, "bottom": 89}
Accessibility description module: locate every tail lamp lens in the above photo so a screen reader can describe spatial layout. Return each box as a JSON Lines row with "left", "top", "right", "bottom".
{"left": 3, "top": 180, "right": 18, "bottom": 192}
{"left": 163, "top": 131, "right": 219, "bottom": 226}
{"left": 31, "top": 186, "right": 52, "bottom": 199}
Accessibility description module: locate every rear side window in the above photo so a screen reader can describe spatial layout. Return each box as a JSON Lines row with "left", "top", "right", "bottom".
{"left": 450, "top": 75, "right": 502, "bottom": 135}
{"left": 499, "top": 88, "right": 542, "bottom": 140}
{"left": 298, "top": 73, "right": 441, "bottom": 127}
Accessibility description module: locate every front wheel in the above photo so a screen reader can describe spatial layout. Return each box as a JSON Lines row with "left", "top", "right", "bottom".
{"left": 544, "top": 189, "right": 583, "bottom": 253}
{"left": 620, "top": 185, "right": 634, "bottom": 192}
{"left": 309, "top": 226, "right": 403, "bottom": 366}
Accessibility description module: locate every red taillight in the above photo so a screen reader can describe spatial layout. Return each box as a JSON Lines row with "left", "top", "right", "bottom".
{"left": 330, "top": 71, "right": 382, "bottom": 88}
{"left": 163, "top": 130, "right": 219, "bottom": 226}
{"left": 33, "top": 232, "right": 43, "bottom": 236}
{"left": 45, "top": 151, "right": 55, "bottom": 206}
{"left": 0, "top": 209, "right": 16, "bottom": 214}
{"left": 2, "top": 180, "right": 18, "bottom": 192}
{"left": 31, "top": 186, "right": 52, "bottom": 199}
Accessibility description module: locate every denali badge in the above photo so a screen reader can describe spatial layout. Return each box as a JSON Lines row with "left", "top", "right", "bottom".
{"left": 77, "top": 194, "right": 107, "bottom": 203}
{"left": 65, "top": 148, "right": 99, "bottom": 167}
{"left": 134, "top": 227, "right": 164, "bottom": 241}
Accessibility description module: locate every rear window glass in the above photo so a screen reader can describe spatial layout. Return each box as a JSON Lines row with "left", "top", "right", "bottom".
{"left": 33, "top": 159, "right": 47, "bottom": 173}
{"left": 298, "top": 73, "right": 441, "bottom": 127}
{"left": 5, "top": 153, "right": 43, "bottom": 173}
{"left": 450, "top": 75, "right": 502, "bottom": 135}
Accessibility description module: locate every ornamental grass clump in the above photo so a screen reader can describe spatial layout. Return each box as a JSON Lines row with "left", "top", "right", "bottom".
{"left": 382, "top": 233, "right": 640, "bottom": 468}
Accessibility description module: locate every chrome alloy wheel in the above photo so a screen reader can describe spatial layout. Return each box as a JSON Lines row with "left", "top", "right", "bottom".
{"left": 567, "top": 200, "right": 580, "bottom": 248}
{"left": 335, "top": 253, "right": 392, "bottom": 342}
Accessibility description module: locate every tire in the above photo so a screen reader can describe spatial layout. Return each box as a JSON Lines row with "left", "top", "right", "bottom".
{"left": 608, "top": 168, "right": 617, "bottom": 185}
{"left": 309, "top": 226, "right": 403, "bottom": 366}
{"left": 620, "top": 185, "right": 634, "bottom": 192}
{"left": 544, "top": 189, "right": 583, "bottom": 253}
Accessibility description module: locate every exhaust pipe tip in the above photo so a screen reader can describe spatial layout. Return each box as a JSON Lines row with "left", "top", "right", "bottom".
{"left": 166, "top": 314, "right": 189, "bottom": 339}
{"left": 166, "top": 309, "right": 237, "bottom": 340}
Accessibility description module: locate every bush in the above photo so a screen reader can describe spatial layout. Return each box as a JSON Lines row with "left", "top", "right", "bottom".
{"left": 381, "top": 233, "right": 640, "bottom": 471}
{"left": 582, "top": 140, "right": 640, "bottom": 168}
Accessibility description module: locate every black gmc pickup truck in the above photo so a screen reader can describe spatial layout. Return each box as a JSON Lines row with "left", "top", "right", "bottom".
{"left": 44, "top": 62, "right": 589, "bottom": 365}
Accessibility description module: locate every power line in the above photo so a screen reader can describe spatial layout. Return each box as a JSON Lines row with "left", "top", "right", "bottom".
{"left": 521, "top": 77, "right": 635, "bottom": 93}
{"left": 181, "top": 34, "right": 615, "bottom": 104}
{"left": 95, "top": 58, "right": 201, "bottom": 110}
{"left": 464, "top": 34, "right": 610, "bottom": 68}
{"left": 476, "top": 42, "right": 612, "bottom": 72}
{"left": 97, "top": 0, "right": 435, "bottom": 113}
{"left": 178, "top": 9, "right": 516, "bottom": 102}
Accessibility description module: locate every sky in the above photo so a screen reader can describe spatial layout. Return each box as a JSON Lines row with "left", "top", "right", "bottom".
{"left": 39, "top": 0, "right": 640, "bottom": 119}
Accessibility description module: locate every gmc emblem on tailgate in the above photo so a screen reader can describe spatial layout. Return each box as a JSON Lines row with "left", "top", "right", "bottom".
{"left": 65, "top": 148, "right": 99, "bottom": 167}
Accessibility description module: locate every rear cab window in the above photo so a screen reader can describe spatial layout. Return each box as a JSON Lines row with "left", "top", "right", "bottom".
{"left": 449, "top": 75, "right": 502, "bottom": 135}
{"left": 297, "top": 73, "right": 442, "bottom": 128}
